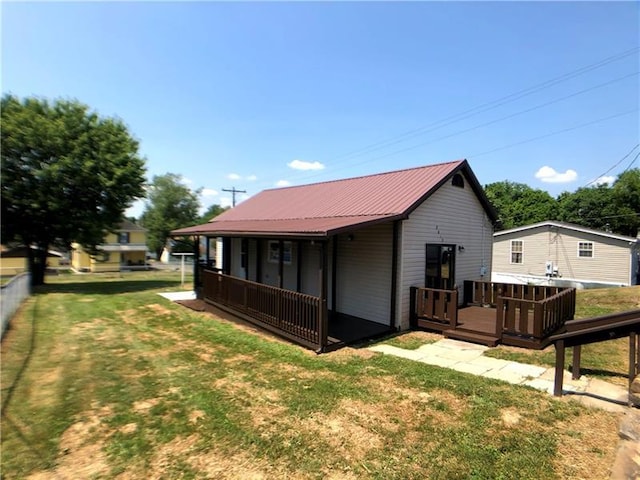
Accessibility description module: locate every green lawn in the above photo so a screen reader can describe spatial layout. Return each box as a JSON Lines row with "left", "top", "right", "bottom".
{"left": 1, "top": 272, "right": 621, "bottom": 479}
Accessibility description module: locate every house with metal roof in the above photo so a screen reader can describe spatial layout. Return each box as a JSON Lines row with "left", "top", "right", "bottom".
{"left": 492, "top": 221, "right": 640, "bottom": 289}
{"left": 173, "top": 159, "right": 511, "bottom": 351}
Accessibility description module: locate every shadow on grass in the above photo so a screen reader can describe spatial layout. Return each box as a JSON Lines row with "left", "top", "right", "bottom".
{"left": 569, "top": 366, "right": 628, "bottom": 381}
{"left": 33, "top": 280, "right": 183, "bottom": 295}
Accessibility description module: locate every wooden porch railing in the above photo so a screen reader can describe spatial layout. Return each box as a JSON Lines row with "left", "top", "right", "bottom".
{"left": 496, "top": 286, "right": 576, "bottom": 346}
{"left": 410, "top": 286, "right": 458, "bottom": 331}
{"left": 463, "top": 280, "right": 566, "bottom": 307}
{"left": 201, "top": 269, "right": 327, "bottom": 351}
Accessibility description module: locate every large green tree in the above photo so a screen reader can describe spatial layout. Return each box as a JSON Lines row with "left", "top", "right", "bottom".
{"left": 484, "top": 181, "right": 557, "bottom": 230}
{"left": 556, "top": 184, "right": 617, "bottom": 232}
{"left": 140, "top": 173, "right": 201, "bottom": 259}
{"left": 198, "top": 203, "right": 228, "bottom": 225}
{"left": 611, "top": 168, "right": 640, "bottom": 236}
{"left": 1, "top": 95, "right": 146, "bottom": 285}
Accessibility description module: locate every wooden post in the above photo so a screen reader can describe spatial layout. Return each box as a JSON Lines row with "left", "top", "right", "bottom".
{"left": 554, "top": 339, "right": 565, "bottom": 396}
{"left": 389, "top": 221, "right": 399, "bottom": 330}
{"left": 409, "top": 286, "right": 417, "bottom": 329}
{"left": 331, "top": 236, "right": 337, "bottom": 315}
{"left": 495, "top": 296, "right": 504, "bottom": 340}
{"left": 278, "top": 240, "right": 284, "bottom": 289}
{"left": 572, "top": 345, "right": 581, "bottom": 380}
{"left": 629, "top": 332, "right": 636, "bottom": 393}
{"left": 317, "top": 240, "right": 329, "bottom": 352}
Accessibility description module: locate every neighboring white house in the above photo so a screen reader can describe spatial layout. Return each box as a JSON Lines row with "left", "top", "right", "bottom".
{"left": 492, "top": 221, "right": 640, "bottom": 289}
{"left": 174, "top": 159, "right": 498, "bottom": 349}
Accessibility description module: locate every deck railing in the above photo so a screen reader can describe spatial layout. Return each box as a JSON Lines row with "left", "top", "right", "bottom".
{"left": 201, "top": 269, "right": 326, "bottom": 351}
{"left": 464, "top": 280, "right": 565, "bottom": 307}
{"left": 496, "top": 286, "right": 576, "bottom": 344}
{"left": 410, "top": 286, "right": 458, "bottom": 330}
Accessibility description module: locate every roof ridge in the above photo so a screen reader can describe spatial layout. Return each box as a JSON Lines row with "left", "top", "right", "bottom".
{"left": 212, "top": 213, "right": 400, "bottom": 222}
{"left": 263, "top": 159, "right": 466, "bottom": 192}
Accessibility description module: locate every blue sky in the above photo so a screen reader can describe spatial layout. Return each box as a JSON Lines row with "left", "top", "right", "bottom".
{"left": 2, "top": 1, "right": 638, "bottom": 217}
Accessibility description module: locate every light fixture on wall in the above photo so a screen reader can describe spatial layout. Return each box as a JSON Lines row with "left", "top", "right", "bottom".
{"left": 347, "top": 234, "right": 354, "bottom": 242}
{"left": 458, "top": 245, "right": 465, "bottom": 252}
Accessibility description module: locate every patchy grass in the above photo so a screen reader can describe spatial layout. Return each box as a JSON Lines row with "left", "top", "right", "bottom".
{"left": 1, "top": 272, "right": 622, "bottom": 479}
{"left": 378, "top": 330, "right": 441, "bottom": 350}
{"left": 485, "top": 286, "right": 640, "bottom": 387}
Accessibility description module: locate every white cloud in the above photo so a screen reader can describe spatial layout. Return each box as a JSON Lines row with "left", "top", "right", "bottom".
{"left": 534, "top": 166, "right": 577, "bottom": 183}
{"left": 219, "top": 197, "right": 233, "bottom": 208}
{"left": 593, "top": 175, "right": 615, "bottom": 186}
{"left": 275, "top": 180, "right": 291, "bottom": 187}
{"left": 287, "top": 159, "right": 325, "bottom": 171}
{"left": 246, "top": 174, "right": 258, "bottom": 181}
{"left": 201, "top": 188, "right": 218, "bottom": 197}
{"left": 181, "top": 177, "right": 193, "bottom": 185}
{"left": 227, "top": 173, "right": 241, "bottom": 180}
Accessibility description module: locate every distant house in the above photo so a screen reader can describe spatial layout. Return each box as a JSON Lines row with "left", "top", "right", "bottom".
{"left": 71, "top": 220, "right": 148, "bottom": 273}
{"left": 492, "top": 221, "right": 640, "bottom": 288}
{"left": 0, "top": 246, "right": 67, "bottom": 276}
{"left": 173, "top": 159, "right": 499, "bottom": 351}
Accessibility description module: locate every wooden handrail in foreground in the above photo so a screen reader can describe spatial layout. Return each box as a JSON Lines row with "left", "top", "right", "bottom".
{"left": 549, "top": 309, "right": 640, "bottom": 397}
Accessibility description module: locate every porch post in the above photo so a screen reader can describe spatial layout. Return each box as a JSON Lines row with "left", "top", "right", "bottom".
{"left": 318, "top": 239, "right": 329, "bottom": 352}
{"left": 331, "top": 235, "right": 337, "bottom": 314}
{"left": 205, "top": 237, "right": 211, "bottom": 268}
{"left": 192, "top": 235, "right": 201, "bottom": 290}
{"left": 222, "top": 237, "right": 231, "bottom": 275}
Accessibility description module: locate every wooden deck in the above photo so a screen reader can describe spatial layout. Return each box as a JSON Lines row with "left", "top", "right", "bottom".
{"left": 443, "top": 306, "right": 501, "bottom": 346}
{"left": 412, "top": 282, "right": 577, "bottom": 349}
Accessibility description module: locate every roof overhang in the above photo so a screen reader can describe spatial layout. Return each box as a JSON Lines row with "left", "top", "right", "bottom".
{"left": 171, "top": 214, "right": 404, "bottom": 239}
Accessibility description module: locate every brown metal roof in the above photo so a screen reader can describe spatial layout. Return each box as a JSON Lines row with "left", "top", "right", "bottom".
{"left": 173, "top": 159, "right": 496, "bottom": 238}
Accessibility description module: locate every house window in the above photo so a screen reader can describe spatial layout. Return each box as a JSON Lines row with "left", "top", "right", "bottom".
{"left": 119, "top": 232, "right": 130, "bottom": 244}
{"left": 268, "top": 241, "right": 292, "bottom": 264}
{"left": 578, "top": 242, "right": 594, "bottom": 258}
{"left": 241, "top": 239, "right": 248, "bottom": 269}
{"left": 510, "top": 240, "right": 523, "bottom": 264}
{"left": 452, "top": 173, "right": 465, "bottom": 188}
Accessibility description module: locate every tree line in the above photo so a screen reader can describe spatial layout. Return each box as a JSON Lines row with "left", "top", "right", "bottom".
{"left": 485, "top": 171, "right": 640, "bottom": 236}
{"left": 2, "top": 94, "right": 637, "bottom": 285}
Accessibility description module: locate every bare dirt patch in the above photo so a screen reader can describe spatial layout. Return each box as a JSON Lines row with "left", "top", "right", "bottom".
{"left": 554, "top": 409, "right": 620, "bottom": 479}
{"left": 26, "top": 406, "right": 113, "bottom": 480}
{"left": 325, "top": 347, "right": 378, "bottom": 361}
{"left": 145, "top": 303, "right": 174, "bottom": 316}
{"left": 132, "top": 398, "right": 161, "bottom": 414}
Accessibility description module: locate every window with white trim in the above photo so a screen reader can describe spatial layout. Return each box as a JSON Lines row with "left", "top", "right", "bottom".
{"left": 578, "top": 241, "right": 594, "bottom": 258}
{"left": 510, "top": 240, "right": 523, "bottom": 264}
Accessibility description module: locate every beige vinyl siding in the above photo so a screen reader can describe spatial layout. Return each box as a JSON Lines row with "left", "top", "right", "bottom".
{"left": 398, "top": 175, "right": 494, "bottom": 330}
{"left": 335, "top": 222, "right": 393, "bottom": 325}
{"left": 492, "top": 225, "right": 634, "bottom": 285}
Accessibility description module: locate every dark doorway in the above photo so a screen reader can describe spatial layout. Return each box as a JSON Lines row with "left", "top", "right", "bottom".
{"left": 425, "top": 244, "right": 456, "bottom": 289}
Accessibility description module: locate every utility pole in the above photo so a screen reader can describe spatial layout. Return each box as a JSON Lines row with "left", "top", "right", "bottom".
{"left": 222, "top": 186, "right": 247, "bottom": 207}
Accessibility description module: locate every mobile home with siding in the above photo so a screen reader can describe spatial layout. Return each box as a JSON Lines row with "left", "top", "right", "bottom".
{"left": 174, "top": 159, "right": 498, "bottom": 351}
{"left": 492, "top": 221, "right": 640, "bottom": 288}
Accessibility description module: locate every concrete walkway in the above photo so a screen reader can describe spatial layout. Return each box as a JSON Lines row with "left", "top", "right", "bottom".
{"left": 369, "top": 338, "right": 630, "bottom": 413}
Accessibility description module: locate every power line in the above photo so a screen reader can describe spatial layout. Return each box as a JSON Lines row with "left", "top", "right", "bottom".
{"left": 327, "top": 47, "right": 639, "bottom": 164}
{"left": 621, "top": 151, "right": 640, "bottom": 174}
{"left": 584, "top": 144, "right": 640, "bottom": 187}
{"left": 319, "top": 72, "right": 638, "bottom": 173}
{"left": 468, "top": 108, "right": 639, "bottom": 158}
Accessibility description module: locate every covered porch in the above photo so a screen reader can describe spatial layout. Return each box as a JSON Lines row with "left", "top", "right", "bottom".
{"left": 199, "top": 269, "right": 393, "bottom": 352}
{"left": 410, "top": 280, "right": 577, "bottom": 349}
